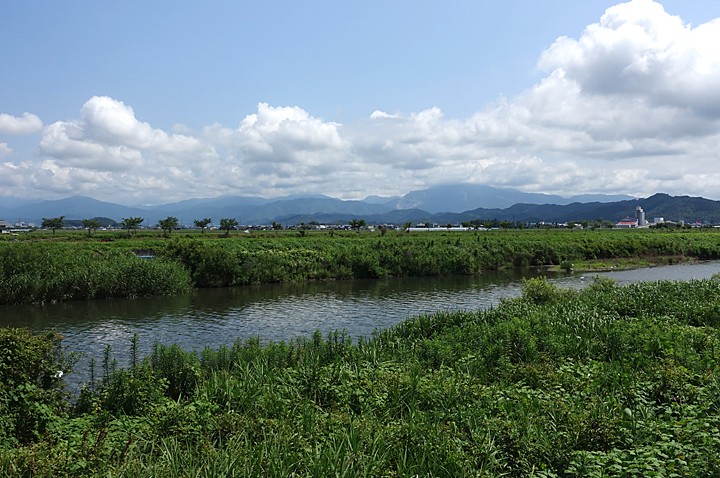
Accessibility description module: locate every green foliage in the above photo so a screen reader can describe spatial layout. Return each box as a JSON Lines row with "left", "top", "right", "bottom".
{"left": 157, "top": 216, "right": 179, "bottom": 237}
{"left": 0, "top": 243, "right": 191, "bottom": 305}
{"left": 192, "top": 217, "right": 211, "bottom": 234}
{"left": 81, "top": 218, "right": 101, "bottom": 236}
{"left": 41, "top": 216, "right": 65, "bottom": 235}
{"left": 119, "top": 216, "right": 143, "bottom": 236}
{"left": 219, "top": 217, "right": 238, "bottom": 236}
{"left": 7, "top": 279, "right": 720, "bottom": 475}
{"left": 521, "top": 277, "right": 565, "bottom": 305}
{"left": 0, "top": 329, "right": 73, "bottom": 445}
{"left": 4, "top": 229, "right": 720, "bottom": 304}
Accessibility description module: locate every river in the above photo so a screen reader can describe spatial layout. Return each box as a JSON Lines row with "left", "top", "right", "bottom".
{"left": 1, "top": 261, "right": 719, "bottom": 388}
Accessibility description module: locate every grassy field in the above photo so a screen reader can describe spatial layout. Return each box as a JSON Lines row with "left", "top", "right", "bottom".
{"left": 2, "top": 228, "right": 720, "bottom": 304}
{"left": 2, "top": 276, "right": 720, "bottom": 476}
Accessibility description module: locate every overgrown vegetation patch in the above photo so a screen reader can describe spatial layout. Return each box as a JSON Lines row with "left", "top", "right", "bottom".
{"left": 3, "top": 277, "right": 720, "bottom": 475}
{"left": 3, "top": 228, "right": 720, "bottom": 304}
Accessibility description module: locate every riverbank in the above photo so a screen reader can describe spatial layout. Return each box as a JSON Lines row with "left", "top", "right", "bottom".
{"left": 2, "top": 228, "right": 720, "bottom": 305}
{"left": 3, "top": 277, "right": 720, "bottom": 475}
{"left": 549, "top": 254, "right": 700, "bottom": 272}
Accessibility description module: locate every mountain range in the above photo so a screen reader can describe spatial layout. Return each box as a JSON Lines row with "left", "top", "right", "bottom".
{"left": 1, "top": 184, "right": 718, "bottom": 226}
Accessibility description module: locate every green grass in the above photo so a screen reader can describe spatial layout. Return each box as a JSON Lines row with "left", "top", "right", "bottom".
{"left": 3, "top": 228, "right": 720, "bottom": 304}
{"left": 0, "top": 243, "right": 191, "bottom": 304}
{"left": 4, "top": 277, "right": 720, "bottom": 475}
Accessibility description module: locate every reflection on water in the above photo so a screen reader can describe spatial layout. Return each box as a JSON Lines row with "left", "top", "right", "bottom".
{"left": 1, "top": 261, "right": 719, "bottom": 388}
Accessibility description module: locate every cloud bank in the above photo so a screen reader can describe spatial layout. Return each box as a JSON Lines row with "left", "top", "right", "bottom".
{"left": 1, "top": 0, "right": 719, "bottom": 204}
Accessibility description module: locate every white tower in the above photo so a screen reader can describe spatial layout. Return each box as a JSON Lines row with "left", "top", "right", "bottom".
{"left": 635, "top": 206, "right": 646, "bottom": 226}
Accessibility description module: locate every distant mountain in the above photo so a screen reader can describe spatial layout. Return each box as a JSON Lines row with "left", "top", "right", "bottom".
{"left": 260, "top": 193, "right": 720, "bottom": 226}
{"left": 1, "top": 187, "right": 717, "bottom": 227}
{"left": 362, "top": 195, "right": 400, "bottom": 205}
{"left": 429, "top": 193, "right": 720, "bottom": 225}
{"left": 0, "top": 196, "right": 40, "bottom": 221}
{"left": 146, "top": 196, "right": 393, "bottom": 225}
{"left": 1, "top": 196, "right": 148, "bottom": 224}
{"left": 393, "top": 184, "right": 633, "bottom": 213}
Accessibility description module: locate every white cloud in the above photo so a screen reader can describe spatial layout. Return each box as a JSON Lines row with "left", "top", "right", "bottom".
{"left": 201, "top": 103, "right": 351, "bottom": 196}
{"left": 38, "top": 96, "right": 215, "bottom": 173}
{"left": 0, "top": 112, "right": 43, "bottom": 134}
{"left": 79, "top": 96, "right": 209, "bottom": 155}
{"left": 3, "top": 0, "right": 720, "bottom": 203}
{"left": 369, "top": 110, "right": 398, "bottom": 119}
{"left": 539, "top": 0, "right": 720, "bottom": 117}
{"left": 31, "top": 96, "right": 222, "bottom": 202}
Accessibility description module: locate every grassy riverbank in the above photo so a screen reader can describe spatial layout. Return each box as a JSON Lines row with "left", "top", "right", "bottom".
{"left": 3, "top": 277, "right": 720, "bottom": 476}
{"left": 550, "top": 254, "right": 700, "bottom": 273}
{"left": 2, "top": 228, "right": 720, "bottom": 305}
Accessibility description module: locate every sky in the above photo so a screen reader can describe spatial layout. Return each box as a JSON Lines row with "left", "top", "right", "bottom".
{"left": 1, "top": 0, "right": 720, "bottom": 205}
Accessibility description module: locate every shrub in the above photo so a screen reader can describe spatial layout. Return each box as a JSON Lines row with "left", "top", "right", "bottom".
{"left": 521, "top": 277, "right": 564, "bottom": 305}
{"left": 0, "top": 328, "right": 73, "bottom": 445}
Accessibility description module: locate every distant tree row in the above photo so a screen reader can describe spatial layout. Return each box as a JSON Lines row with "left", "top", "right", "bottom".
{"left": 38, "top": 215, "right": 242, "bottom": 237}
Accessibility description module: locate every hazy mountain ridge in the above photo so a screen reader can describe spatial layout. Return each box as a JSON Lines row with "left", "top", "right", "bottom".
{"left": 393, "top": 184, "right": 632, "bottom": 213}
{"left": 2, "top": 185, "right": 716, "bottom": 226}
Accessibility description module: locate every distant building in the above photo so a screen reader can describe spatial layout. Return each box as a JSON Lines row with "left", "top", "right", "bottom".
{"left": 635, "top": 206, "right": 647, "bottom": 226}
{"left": 0, "top": 220, "right": 10, "bottom": 232}
{"left": 616, "top": 218, "right": 639, "bottom": 228}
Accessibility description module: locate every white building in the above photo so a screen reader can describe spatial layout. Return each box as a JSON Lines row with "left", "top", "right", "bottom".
{"left": 635, "top": 206, "right": 647, "bottom": 227}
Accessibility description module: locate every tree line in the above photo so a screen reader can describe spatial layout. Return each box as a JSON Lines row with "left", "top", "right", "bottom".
{"left": 39, "top": 216, "right": 241, "bottom": 236}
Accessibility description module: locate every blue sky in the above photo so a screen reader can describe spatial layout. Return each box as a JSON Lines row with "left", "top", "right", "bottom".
{"left": 2, "top": 0, "right": 720, "bottom": 205}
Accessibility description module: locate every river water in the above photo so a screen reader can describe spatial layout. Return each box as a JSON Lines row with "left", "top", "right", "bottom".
{"left": 1, "top": 261, "right": 719, "bottom": 388}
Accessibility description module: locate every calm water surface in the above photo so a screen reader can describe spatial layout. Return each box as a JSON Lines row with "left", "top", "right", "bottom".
{"left": 1, "top": 261, "right": 719, "bottom": 387}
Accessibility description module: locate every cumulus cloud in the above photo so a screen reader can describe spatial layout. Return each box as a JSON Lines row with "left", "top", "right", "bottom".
{"left": 0, "top": 112, "right": 43, "bottom": 134}
{"left": 462, "top": 0, "right": 720, "bottom": 196}
{"left": 540, "top": 0, "right": 720, "bottom": 116}
{"left": 347, "top": 0, "right": 720, "bottom": 198}
{"left": 202, "top": 102, "right": 351, "bottom": 195}
{"left": 40, "top": 96, "right": 213, "bottom": 164}
{"left": 31, "top": 96, "right": 221, "bottom": 202}
{"left": 3, "top": 0, "right": 720, "bottom": 203}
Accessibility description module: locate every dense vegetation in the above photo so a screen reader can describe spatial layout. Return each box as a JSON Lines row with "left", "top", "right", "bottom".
{"left": 0, "top": 242, "right": 191, "bottom": 305}
{"left": 2, "top": 228, "right": 720, "bottom": 305}
{"left": 2, "top": 277, "right": 720, "bottom": 475}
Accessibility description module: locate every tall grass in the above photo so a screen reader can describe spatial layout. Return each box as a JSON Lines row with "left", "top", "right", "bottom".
{"left": 4, "top": 277, "right": 720, "bottom": 475}
{"left": 159, "top": 229, "right": 720, "bottom": 288}
{"left": 3, "top": 229, "right": 720, "bottom": 304}
{"left": 0, "top": 243, "right": 191, "bottom": 304}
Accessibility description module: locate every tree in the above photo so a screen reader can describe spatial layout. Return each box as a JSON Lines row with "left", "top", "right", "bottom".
{"left": 41, "top": 216, "right": 65, "bottom": 235}
{"left": 120, "top": 217, "right": 143, "bottom": 236}
{"left": 193, "top": 218, "right": 211, "bottom": 234}
{"left": 272, "top": 221, "right": 283, "bottom": 231}
{"left": 81, "top": 218, "right": 101, "bottom": 236}
{"left": 158, "top": 216, "right": 179, "bottom": 237}
{"left": 219, "top": 217, "right": 238, "bottom": 236}
{"left": 349, "top": 219, "right": 366, "bottom": 231}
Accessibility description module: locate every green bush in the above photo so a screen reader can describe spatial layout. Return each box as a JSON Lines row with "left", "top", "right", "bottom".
{"left": 521, "top": 276, "right": 565, "bottom": 305}
{"left": 0, "top": 328, "right": 73, "bottom": 445}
